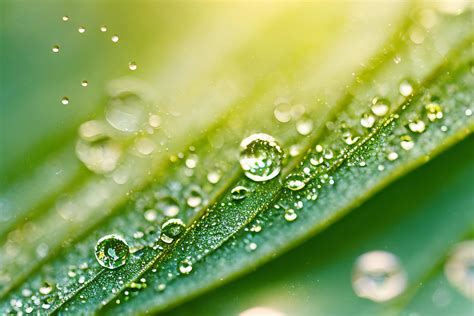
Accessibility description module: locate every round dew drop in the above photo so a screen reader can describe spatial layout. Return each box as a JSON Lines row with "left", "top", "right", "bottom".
{"left": 161, "top": 218, "right": 186, "bottom": 244}
{"left": 399, "top": 80, "right": 413, "bottom": 97}
{"left": 178, "top": 259, "right": 193, "bottom": 275}
{"left": 400, "top": 135, "right": 414, "bottom": 151}
{"left": 128, "top": 62, "right": 137, "bottom": 71}
{"left": 111, "top": 35, "right": 119, "bottom": 43}
{"left": 78, "top": 26, "right": 86, "bottom": 34}
{"left": 371, "top": 97, "right": 390, "bottom": 117}
{"left": 95, "top": 234, "right": 129, "bottom": 269}
{"left": 81, "top": 80, "right": 88, "bottom": 87}
{"left": 52, "top": 45, "right": 60, "bottom": 53}
{"left": 61, "top": 96, "right": 69, "bottom": 105}
{"left": 284, "top": 209, "right": 297, "bottom": 222}
{"left": 239, "top": 133, "right": 284, "bottom": 182}
{"left": 352, "top": 251, "right": 407, "bottom": 302}
{"left": 156, "top": 196, "right": 180, "bottom": 217}
{"left": 100, "top": 25, "right": 108, "bottom": 32}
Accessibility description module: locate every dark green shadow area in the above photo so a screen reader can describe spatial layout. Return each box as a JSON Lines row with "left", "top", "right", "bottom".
{"left": 163, "top": 135, "right": 474, "bottom": 316}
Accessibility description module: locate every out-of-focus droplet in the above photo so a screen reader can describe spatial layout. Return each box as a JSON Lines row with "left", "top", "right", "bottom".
{"left": 239, "top": 133, "right": 284, "bottom": 182}
{"left": 128, "top": 62, "right": 137, "bottom": 71}
{"left": 274, "top": 102, "right": 292, "bottom": 123}
{"left": 361, "top": 113, "right": 375, "bottom": 128}
{"left": 284, "top": 208, "right": 297, "bottom": 222}
{"left": 408, "top": 119, "right": 426, "bottom": 133}
{"left": 135, "top": 137, "right": 155, "bottom": 155}
{"left": 100, "top": 25, "right": 108, "bottom": 32}
{"left": 371, "top": 97, "right": 390, "bottom": 117}
{"left": 95, "top": 234, "right": 129, "bottom": 269}
{"left": 178, "top": 258, "right": 193, "bottom": 275}
{"left": 106, "top": 92, "right": 148, "bottom": 132}
{"left": 111, "top": 35, "right": 119, "bottom": 43}
{"left": 239, "top": 306, "right": 284, "bottom": 316}
{"left": 52, "top": 45, "right": 60, "bottom": 53}
{"left": 399, "top": 80, "right": 413, "bottom": 97}
{"left": 75, "top": 138, "right": 122, "bottom": 174}
{"left": 444, "top": 240, "right": 474, "bottom": 300}
{"left": 81, "top": 80, "right": 89, "bottom": 87}
{"left": 400, "top": 135, "right": 414, "bottom": 151}
{"left": 352, "top": 250, "right": 407, "bottom": 302}
{"left": 425, "top": 102, "right": 443, "bottom": 121}
{"left": 156, "top": 196, "right": 180, "bottom": 217}
{"left": 61, "top": 97, "right": 69, "bottom": 105}
{"left": 296, "top": 117, "right": 313, "bottom": 136}
{"left": 149, "top": 114, "right": 161, "bottom": 128}
{"left": 78, "top": 26, "right": 86, "bottom": 34}
{"left": 387, "top": 151, "right": 399, "bottom": 161}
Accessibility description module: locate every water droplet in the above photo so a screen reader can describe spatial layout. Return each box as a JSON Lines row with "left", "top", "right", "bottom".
{"left": 285, "top": 174, "right": 305, "bottom": 191}
{"left": 61, "top": 96, "right": 69, "bottom": 105}
{"left": 352, "top": 251, "right": 407, "bottom": 302}
{"left": 409, "top": 27, "right": 425, "bottom": 44}
{"left": 78, "top": 120, "right": 108, "bottom": 142}
{"left": 444, "top": 240, "right": 474, "bottom": 300}
{"left": 399, "top": 80, "right": 413, "bottom": 97}
{"left": 135, "top": 137, "right": 155, "bottom": 155}
{"left": 100, "top": 25, "right": 108, "bottom": 32}
{"left": 207, "top": 171, "right": 221, "bottom": 184}
{"left": 425, "top": 102, "right": 443, "bottom": 121}
{"left": 186, "top": 188, "right": 203, "bottom": 208}
{"left": 408, "top": 119, "right": 426, "bottom": 133}
{"left": 387, "top": 152, "right": 399, "bottom": 161}
{"left": 78, "top": 26, "right": 86, "bottom": 34}
{"left": 39, "top": 282, "right": 53, "bottom": 295}
{"left": 400, "top": 135, "right": 414, "bottom": 151}
{"left": 52, "top": 45, "right": 60, "bottom": 53}
{"left": 284, "top": 209, "right": 297, "bottom": 222}
{"left": 75, "top": 138, "right": 122, "bottom": 174}
{"left": 111, "top": 35, "right": 119, "bottom": 43}
{"left": 465, "top": 109, "right": 472, "bottom": 117}
{"left": 106, "top": 92, "right": 148, "bottom": 132}
{"left": 231, "top": 186, "right": 249, "bottom": 200}
{"left": 62, "top": 15, "right": 69, "bottom": 22}
{"left": 310, "top": 153, "right": 324, "bottom": 166}
{"left": 95, "top": 234, "right": 129, "bottom": 269}
{"left": 323, "top": 149, "right": 334, "bottom": 160}
{"left": 371, "top": 98, "right": 390, "bottom": 117}
{"left": 149, "top": 114, "right": 161, "bottom": 128}
{"left": 273, "top": 102, "right": 292, "bottom": 123}
{"left": 128, "top": 61, "right": 137, "bottom": 71}
{"left": 342, "top": 131, "right": 360, "bottom": 145}
{"left": 296, "top": 117, "right": 313, "bottom": 136}
{"left": 144, "top": 209, "right": 157, "bottom": 222}
{"left": 81, "top": 80, "right": 89, "bottom": 87}
{"left": 239, "top": 133, "right": 283, "bottom": 182}
{"left": 185, "top": 155, "right": 198, "bottom": 169}
{"left": 178, "top": 258, "right": 193, "bottom": 274}
{"left": 246, "top": 242, "right": 257, "bottom": 251}
{"left": 156, "top": 196, "right": 180, "bottom": 217}
{"left": 161, "top": 218, "right": 185, "bottom": 244}
{"left": 360, "top": 113, "right": 375, "bottom": 128}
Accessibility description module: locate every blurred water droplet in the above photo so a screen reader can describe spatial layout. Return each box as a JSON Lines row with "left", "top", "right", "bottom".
{"left": 161, "top": 219, "right": 185, "bottom": 244}
{"left": 52, "top": 45, "right": 60, "bottom": 53}
{"left": 75, "top": 138, "right": 122, "bottom": 174}
{"left": 62, "top": 15, "right": 69, "bottom": 22}
{"left": 178, "top": 259, "right": 193, "bottom": 274}
{"left": 239, "top": 306, "right": 284, "bottom": 316}
{"left": 78, "top": 26, "right": 86, "bottom": 34}
{"left": 408, "top": 119, "right": 426, "bottom": 133}
{"left": 111, "top": 35, "right": 119, "bottom": 43}
{"left": 106, "top": 92, "right": 148, "bottom": 132}
{"left": 100, "top": 25, "right": 107, "bottom": 32}
{"left": 400, "top": 135, "right": 414, "bottom": 151}
{"left": 39, "top": 282, "right": 53, "bottom": 295}
{"left": 399, "top": 80, "right": 413, "bottom": 97}
{"left": 371, "top": 97, "right": 390, "bottom": 117}
{"left": 393, "top": 56, "right": 401, "bottom": 64}
{"left": 352, "top": 251, "right": 407, "bottom": 302}
{"left": 95, "top": 234, "right": 129, "bottom": 269}
{"left": 239, "top": 133, "right": 283, "bottom": 182}
{"left": 360, "top": 113, "right": 375, "bottom": 128}
{"left": 425, "top": 102, "right": 443, "bottom": 121}
{"left": 284, "top": 208, "right": 297, "bottom": 222}
{"left": 465, "top": 109, "right": 472, "bottom": 117}
{"left": 156, "top": 196, "right": 180, "bottom": 217}
{"left": 149, "top": 114, "right": 161, "bottom": 128}
{"left": 387, "top": 151, "right": 399, "bottom": 161}
{"left": 274, "top": 102, "right": 292, "bottom": 123}
{"left": 296, "top": 117, "right": 313, "bottom": 136}
{"left": 81, "top": 80, "right": 88, "bottom": 87}
{"left": 207, "top": 171, "right": 221, "bottom": 184}
{"left": 444, "top": 240, "right": 474, "bottom": 300}
{"left": 128, "top": 62, "right": 137, "bottom": 71}
{"left": 135, "top": 137, "right": 155, "bottom": 155}
{"left": 285, "top": 174, "right": 305, "bottom": 191}
{"left": 186, "top": 187, "right": 203, "bottom": 208}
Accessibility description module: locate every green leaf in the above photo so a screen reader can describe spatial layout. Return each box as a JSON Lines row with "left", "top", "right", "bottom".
{"left": 0, "top": 2, "right": 472, "bottom": 315}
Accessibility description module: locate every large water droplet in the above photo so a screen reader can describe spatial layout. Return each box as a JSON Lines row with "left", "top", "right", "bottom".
{"left": 161, "top": 218, "right": 185, "bottom": 244}
{"left": 444, "top": 241, "right": 474, "bottom": 300}
{"left": 239, "top": 133, "right": 283, "bottom": 182}
{"left": 75, "top": 138, "right": 122, "bottom": 174}
{"left": 95, "top": 234, "right": 129, "bottom": 269}
{"left": 352, "top": 251, "right": 407, "bottom": 302}
{"left": 285, "top": 174, "right": 305, "bottom": 191}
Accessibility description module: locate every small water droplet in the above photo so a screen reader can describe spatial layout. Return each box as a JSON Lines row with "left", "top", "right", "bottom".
{"left": 408, "top": 119, "right": 426, "bottom": 133}
{"left": 207, "top": 171, "right": 221, "bottom": 184}
{"left": 78, "top": 26, "right": 86, "bottom": 34}
{"left": 81, "top": 80, "right": 89, "bottom": 87}
{"left": 239, "top": 133, "right": 283, "bottom": 182}
{"left": 360, "top": 113, "right": 376, "bottom": 128}
{"left": 246, "top": 242, "right": 258, "bottom": 251}
{"left": 231, "top": 186, "right": 249, "bottom": 200}
{"left": 425, "top": 102, "right": 443, "bottom": 121}
{"left": 100, "top": 25, "right": 108, "bottom": 32}
{"left": 399, "top": 80, "right": 413, "bottom": 97}
{"left": 284, "top": 209, "right": 297, "bottom": 222}
{"left": 186, "top": 188, "right": 203, "bottom": 208}
{"left": 285, "top": 174, "right": 305, "bottom": 191}
{"left": 156, "top": 196, "right": 180, "bottom": 217}
{"left": 149, "top": 114, "right": 161, "bottom": 128}
{"left": 62, "top": 15, "right": 69, "bottom": 22}
{"left": 178, "top": 258, "right": 193, "bottom": 274}
{"left": 161, "top": 218, "right": 185, "bottom": 244}
{"left": 387, "top": 152, "right": 399, "bottom": 161}
{"left": 323, "top": 149, "right": 334, "bottom": 160}
{"left": 342, "top": 131, "right": 360, "bottom": 145}
{"left": 128, "top": 61, "right": 137, "bottom": 71}
{"left": 400, "top": 135, "right": 414, "bottom": 151}
{"left": 111, "top": 35, "right": 119, "bottom": 43}
{"left": 61, "top": 96, "right": 69, "bottom": 105}
{"left": 95, "top": 234, "right": 129, "bottom": 269}
{"left": 52, "top": 45, "right": 60, "bottom": 53}
{"left": 352, "top": 251, "right": 407, "bottom": 302}
{"left": 39, "top": 282, "right": 53, "bottom": 295}
{"left": 371, "top": 97, "right": 390, "bottom": 117}
{"left": 465, "top": 109, "right": 472, "bottom": 117}
{"left": 144, "top": 209, "right": 157, "bottom": 222}
{"left": 444, "top": 240, "right": 474, "bottom": 300}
